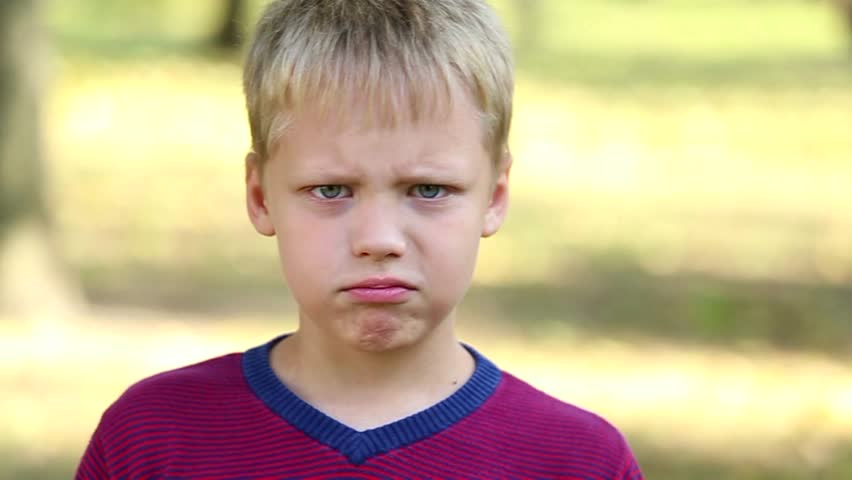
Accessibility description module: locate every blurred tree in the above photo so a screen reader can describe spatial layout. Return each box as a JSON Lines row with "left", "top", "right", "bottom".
{"left": 836, "top": 0, "right": 852, "bottom": 44}
{"left": 514, "top": 0, "right": 543, "bottom": 58}
{"left": 215, "top": 0, "right": 246, "bottom": 50}
{"left": 0, "top": 0, "right": 82, "bottom": 319}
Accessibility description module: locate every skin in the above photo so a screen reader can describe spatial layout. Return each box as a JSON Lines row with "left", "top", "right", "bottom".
{"left": 245, "top": 87, "right": 511, "bottom": 430}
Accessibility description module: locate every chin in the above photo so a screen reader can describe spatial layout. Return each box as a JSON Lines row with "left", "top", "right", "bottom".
{"left": 346, "top": 310, "right": 428, "bottom": 353}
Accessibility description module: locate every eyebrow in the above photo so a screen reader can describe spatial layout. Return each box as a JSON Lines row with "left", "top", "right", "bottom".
{"left": 289, "top": 168, "right": 361, "bottom": 185}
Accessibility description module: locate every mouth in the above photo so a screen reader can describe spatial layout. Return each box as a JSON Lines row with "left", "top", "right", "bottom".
{"left": 342, "top": 277, "right": 416, "bottom": 303}
{"left": 345, "top": 277, "right": 415, "bottom": 290}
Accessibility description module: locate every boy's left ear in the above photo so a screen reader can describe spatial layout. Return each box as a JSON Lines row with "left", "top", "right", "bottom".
{"left": 482, "top": 150, "right": 512, "bottom": 238}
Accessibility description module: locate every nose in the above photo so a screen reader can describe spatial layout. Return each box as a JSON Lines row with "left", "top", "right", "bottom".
{"left": 349, "top": 196, "right": 406, "bottom": 261}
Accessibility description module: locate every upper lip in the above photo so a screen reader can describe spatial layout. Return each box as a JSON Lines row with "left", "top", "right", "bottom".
{"left": 343, "top": 277, "right": 416, "bottom": 290}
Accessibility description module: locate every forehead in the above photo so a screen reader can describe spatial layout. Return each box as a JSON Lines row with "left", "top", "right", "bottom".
{"left": 271, "top": 91, "right": 490, "bottom": 177}
{"left": 278, "top": 82, "right": 484, "bottom": 154}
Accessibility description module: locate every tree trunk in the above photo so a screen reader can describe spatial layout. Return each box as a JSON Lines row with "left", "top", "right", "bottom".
{"left": 0, "top": 0, "right": 82, "bottom": 320}
{"left": 840, "top": 1, "right": 852, "bottom": 46}
{"left": 214, "top": 0, "right": 245, "bottom": 50}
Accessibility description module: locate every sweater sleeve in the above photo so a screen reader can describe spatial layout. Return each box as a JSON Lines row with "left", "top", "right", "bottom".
{"left": 617, "top": 436, "right": 645, "bottom": 480}
{"left": 75, "top": 429, "right": 111, "bottom": 480}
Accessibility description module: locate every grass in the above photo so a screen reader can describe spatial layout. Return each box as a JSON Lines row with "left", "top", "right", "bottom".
{"left": 6, "top": 0, "right": 851, "bottom": 478}
{"left": 494, "top": 0, "right": 852, "bottom": 88}
{"left": 47, "top": 59, "right": 852, "bottom": 280}
{"left": 2, "top": 315, "right": 852, "bottom": 479}
{"left": 44, "top": 57, "right": 852, "bottom": 355}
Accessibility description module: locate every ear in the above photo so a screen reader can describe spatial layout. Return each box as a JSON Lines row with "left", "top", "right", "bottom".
{"left": 245, "top": 152, "right": 276, "bottom": 236}
{"left": 481, "top": 150, "right": 512, "bottom": 238}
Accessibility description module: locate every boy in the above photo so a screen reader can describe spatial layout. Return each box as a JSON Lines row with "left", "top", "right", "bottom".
{"left": 76, "top": 0, "right": 644, "bottom": 478}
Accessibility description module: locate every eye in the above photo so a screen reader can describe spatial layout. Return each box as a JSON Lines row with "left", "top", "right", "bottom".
{"left": 309, "top": 185, "right": 351, "bottom": 199}
{"left": 411, "top": 184, "right": 446, "bottom": 199}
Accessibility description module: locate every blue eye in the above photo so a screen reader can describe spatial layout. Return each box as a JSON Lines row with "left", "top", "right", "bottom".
{"left": 413, "top": 185, "right": 445, "bottom": 199}
{"left": 310, "top": 185, "right": 350, "bottom": 199}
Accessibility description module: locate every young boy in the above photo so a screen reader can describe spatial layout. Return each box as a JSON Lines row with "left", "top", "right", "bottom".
{"left": 76, "top": 1, "right": 644, "bottom": 478}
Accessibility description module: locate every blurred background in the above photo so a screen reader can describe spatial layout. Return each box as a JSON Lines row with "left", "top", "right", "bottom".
{"left": 1, "top": 0, "right": 851, "bottom": 478}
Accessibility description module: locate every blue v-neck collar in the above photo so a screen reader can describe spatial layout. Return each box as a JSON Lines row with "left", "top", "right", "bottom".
{"left": 242, "top": 335, "right": 502, "bottom": 464}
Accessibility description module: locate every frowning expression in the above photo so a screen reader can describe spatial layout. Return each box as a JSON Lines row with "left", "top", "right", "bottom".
{"left": 246, "top": 91, "right": 510, "bottom": 352}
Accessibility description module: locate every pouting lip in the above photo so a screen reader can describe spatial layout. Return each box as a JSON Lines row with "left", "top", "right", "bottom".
{"left": 342, "top": 277, "right": 416, "bottom": 290}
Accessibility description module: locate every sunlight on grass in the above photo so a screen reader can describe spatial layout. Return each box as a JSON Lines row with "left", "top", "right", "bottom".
{"left": 2, "top": 315, "right": 851, "bottom": 476}
{"left": 490, "top": 337, "right": 852, "bottom": 463}
{"left": 0, "top": 313, "right": 291, "bottom": 455}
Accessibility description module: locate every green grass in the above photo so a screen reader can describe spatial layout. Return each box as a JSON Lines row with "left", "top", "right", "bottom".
{"left": 49, "top": 0, "right": 852, "bottom": 88}
{"left": 494, "top": 0, "right": 852, "bottom": 87}
{"left": 3, "top": 316, "right": 852, "bottom": 479}
{"left": 12, "top": 1, "right": 852, "bottom": 478}
{"left": 40, "top": 1, "right": 852, "bottom": 350}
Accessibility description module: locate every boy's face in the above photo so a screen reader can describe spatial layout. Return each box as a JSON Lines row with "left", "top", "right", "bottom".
{"left": 245, "top": 92, "right": 510, "bottom": 353}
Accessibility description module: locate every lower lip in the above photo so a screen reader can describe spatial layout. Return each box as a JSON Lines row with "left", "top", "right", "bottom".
{"left": 344, "top": 287, "right": 414, "bottom": 303}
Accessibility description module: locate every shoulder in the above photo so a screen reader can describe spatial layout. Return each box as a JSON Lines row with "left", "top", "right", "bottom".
{"left": 84, "top": 352, "right": 267, "bottom": 477}
{"left": 99, "top": 352, "right": 245, "bottom": 428}
{"left": 129, "top": 352, "right": 244, "bottom": 391}
{"left": 476, "top": 371, "right": 640, "bottom": 476}
{"left": 495, "top": 371, "right": 621, "bottom": 433}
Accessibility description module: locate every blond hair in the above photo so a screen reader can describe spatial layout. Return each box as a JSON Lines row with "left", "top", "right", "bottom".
{"left": 243, "top": 0, "right": 513, "bottom": 165}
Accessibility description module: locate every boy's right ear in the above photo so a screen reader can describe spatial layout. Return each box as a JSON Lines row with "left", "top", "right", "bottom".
{"left": 245, "top": 152, "right": 276, "bottom": 236}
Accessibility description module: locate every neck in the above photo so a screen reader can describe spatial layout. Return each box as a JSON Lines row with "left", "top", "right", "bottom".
{"left": 270, "top": 317, "right": 474, "bottom": 430}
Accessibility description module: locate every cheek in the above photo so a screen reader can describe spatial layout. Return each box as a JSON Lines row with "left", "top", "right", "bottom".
{"left": 417, "top": 208, "right": 482, "bottom": 286}
{"left": 275, "top": 212, "right": 340, "bottom": 289}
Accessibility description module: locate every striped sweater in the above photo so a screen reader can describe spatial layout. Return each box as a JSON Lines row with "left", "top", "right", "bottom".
{"left": 76, "top": 336, "right": 644, "bottom": 479}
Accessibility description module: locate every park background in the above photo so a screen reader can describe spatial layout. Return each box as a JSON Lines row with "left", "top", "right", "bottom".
{"left": 1, "top": 0, "right": 851, "bottom": 478}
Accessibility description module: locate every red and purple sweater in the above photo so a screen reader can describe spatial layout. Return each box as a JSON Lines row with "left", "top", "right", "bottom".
{"left": 76, "top": 336, "right": 644, "bottom": 479}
